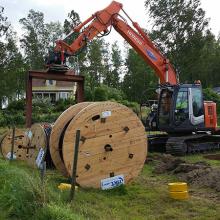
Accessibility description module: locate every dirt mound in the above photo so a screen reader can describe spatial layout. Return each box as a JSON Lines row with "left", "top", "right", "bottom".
{"left": 149, "top": 154, "right": 220, "bottom": 192}
{"left": 149, "top": 154, "right": 185, "bottom": 174}
{"left": 204, "top": 154, "right": 220, "bottom": 160}
{"left": 179, "top": 167, "right": 220, "bottom": 192}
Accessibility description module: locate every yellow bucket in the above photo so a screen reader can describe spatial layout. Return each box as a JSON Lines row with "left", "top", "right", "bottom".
{"left": 168, "top": 182, "right": 188, "bottom": 192}
{"left": 168, "top": 182, "right": 189, "bottom": 200}
{"left": 169, "top": 191, "right": 189, "bottom": 200}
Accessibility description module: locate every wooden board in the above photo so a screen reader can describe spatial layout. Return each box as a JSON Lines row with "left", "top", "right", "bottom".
{"left": 0, "top": 128, "right": 29, "bottom": 160}
{"left": 0, "top": 131, "right": 8, "bottom": 153}
{"left": 26, "top": 123, "right": 50, "bottom": 167}
{"left": 62, "top": 101, "right": 147, "bottom": 188}
{"left": 49, "top": 102, "right": 92, "bottom": 176}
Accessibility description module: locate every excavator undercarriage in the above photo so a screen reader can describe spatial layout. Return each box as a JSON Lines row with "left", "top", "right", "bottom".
{"left": 148, "top": 133, "right": 220, "bottom": 156}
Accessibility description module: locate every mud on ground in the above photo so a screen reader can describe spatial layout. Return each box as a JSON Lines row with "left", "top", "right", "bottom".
{"left": 146, "top": 154, "right": 220, "bottom": 193}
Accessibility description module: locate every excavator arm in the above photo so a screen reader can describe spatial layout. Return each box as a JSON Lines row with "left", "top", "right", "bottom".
{"left": 52, "top": 1, "right": 177, "bottom": 85}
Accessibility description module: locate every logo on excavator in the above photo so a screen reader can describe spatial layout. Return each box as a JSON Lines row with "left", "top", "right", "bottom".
{"left": 146, "top": 49, "right": 157, "bottom": 61}
{"left": 127, "top": 30, "right": 142, "bottom": 45}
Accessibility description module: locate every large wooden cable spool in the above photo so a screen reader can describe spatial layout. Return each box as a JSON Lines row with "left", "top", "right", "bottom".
{"left": 26, "top": 123, "right": 52, "bottom": 167}
{"left": 49, "top": 102, "right": 93, "bottom": 176}
{"left": 62, "top": 101, "right": 147, "bottom": 188}
{"left": 0, "top": 128, "right": 29, "bottom": 160}
{"left": 0, "top": 124, "right": 52, "bottom": 166}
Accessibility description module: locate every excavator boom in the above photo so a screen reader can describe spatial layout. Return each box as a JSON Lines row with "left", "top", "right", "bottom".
{"left": 53, "top": 1, "right": 177, "bottom": 84}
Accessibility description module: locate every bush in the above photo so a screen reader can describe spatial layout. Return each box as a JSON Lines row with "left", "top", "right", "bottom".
{"left": 0, "top": 110, "right": 25, "bottom": 126}
{"left": 85, "top": 85, "right": 125, "bottom": 102}
{"left": 7, "top": 99, "right": 26, "bottom": 112}
{"left": 32, "top": 113, "right": 60, "bottom": 124}
{"left": 84, "top": 85, "right": 139, "bottom": 114}
{"left": 105, "top": 86, "right": 125, "bottom": 101}
{"left": 85, "top": 86, "right": 94, "bottom": 101}
{"left": 203, "top": 88, "right": 220, "bottom": 114}
{"left": 94, "top": 86, "right": 108, "bottom": 101}
{"left": 203, "top": 88, "right": 220, "bottom": 103}
{"left": 33, "top": 98, "right": 55, "bottom": 114}
{"left": 0, "top": 111, "right": 7, "bottom": 127}
{"left": 12, "top": 112, "right": 25, "bottom": 125}
{"left": 0, "top": 97, "right": 76, "bottom": 126}
{"left": 54, "top": 98, "right": 76, "bottom": 112}
{"left": 120, "top": 100, "right": 140, "bottom": 115}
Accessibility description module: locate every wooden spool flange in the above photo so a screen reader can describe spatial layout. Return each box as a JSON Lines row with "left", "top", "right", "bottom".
{"left": 62, "top": 101, "right": 147, "bottom": 188}
{"left": 26, "top": 123, "right": 51, "bottom": 167}
{"left": 0, "top": 131, "right": 8, "bottom": 152}
{"left": 0, "top": 128, "right": 29, "bottom": 160}
{"left": 49, "top": 102, "right": 92, "bottom": 176}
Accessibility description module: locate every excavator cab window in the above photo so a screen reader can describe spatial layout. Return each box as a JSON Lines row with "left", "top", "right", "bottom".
{"left": 192, "top": 87, "right": 203, "bottom": 117}
{"left": 174, "top": 88, "right": 189, "bottom": 124}
{"left": 188, "top": 86, "right": 204, "bottom": 126}
{"left": 158, "top": 89, "right": 173, "bottom": 126}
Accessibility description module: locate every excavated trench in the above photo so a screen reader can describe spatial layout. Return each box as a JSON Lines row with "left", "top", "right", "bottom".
{"left": 204, "top": 154, "right": 220, "bottom": 161}
{"left": 146, "top": 154, "right": 220, "bottom": 193}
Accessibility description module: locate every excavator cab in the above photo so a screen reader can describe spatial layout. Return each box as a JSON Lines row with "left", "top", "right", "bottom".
{"left": 158, "top": 84, "right": 207, "bottom": 134}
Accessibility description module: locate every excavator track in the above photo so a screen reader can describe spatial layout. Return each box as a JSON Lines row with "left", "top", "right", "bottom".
{"left": 148, "top": 133, "right": 220, "bottom": 156}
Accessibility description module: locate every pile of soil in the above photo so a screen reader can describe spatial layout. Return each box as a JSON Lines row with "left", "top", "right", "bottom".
{"left": 147, "top": 154, "right": 185, "bottom": 174}
{"left": 147, "top": 154, "right": 220, "bottom": 192}
{"left": 204, "top": 154, "right": 220, "bottom": 160}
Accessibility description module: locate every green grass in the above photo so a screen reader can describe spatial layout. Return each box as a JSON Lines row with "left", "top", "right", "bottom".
{"left": 0, "top": 156, "right": 220, "bottom": 220}
{"left": 182, "top": 152, "right": 220, "bottom": 166}
{"left": 0, "top": 160, "right": 44, "bottom": 220}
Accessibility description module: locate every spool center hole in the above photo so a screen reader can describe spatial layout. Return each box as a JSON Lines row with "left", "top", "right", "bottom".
{"left": 104, "top": 144, "right": 113, "bottom": 152}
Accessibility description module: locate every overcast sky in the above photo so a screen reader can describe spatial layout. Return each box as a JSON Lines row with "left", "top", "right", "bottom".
{"left": 1, "top": 0, "right": 220, "bottom": 46}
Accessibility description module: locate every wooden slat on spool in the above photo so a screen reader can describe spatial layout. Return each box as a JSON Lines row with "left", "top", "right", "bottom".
{"left": 0, "top": 128, "right": 28, "bottom": 160}
{"left": 62, "top": 101, "right": 147, "bottom": 188}
{"left": 50, "top": 102, "right": 92, "bottom": 176}
{"left": 26, "top": 123, "right": 51, "bottom": 167}
{"left": 0, "top": 131, "right": 8, "bottom": 152}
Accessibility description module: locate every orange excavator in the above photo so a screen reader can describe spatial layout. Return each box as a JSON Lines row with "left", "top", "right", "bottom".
{"left": 47, "top": 1, "right": 220, "bottom": 155}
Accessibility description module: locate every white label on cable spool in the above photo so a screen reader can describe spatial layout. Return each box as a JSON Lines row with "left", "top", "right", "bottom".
{"left": 101, "top": 175, "right": 125, "bottom": 190}
{"left": 101, "top": 111, "right": 111, "bottom": 119}
{"left": 6, "top": 152, "right": 16, "bottom": 160}
{"left": 25, "top": 130, "right": 32, "bottom": 140}
{"left": 36, "top": 148, "right": 45, "bottom": 168}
